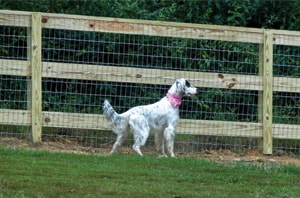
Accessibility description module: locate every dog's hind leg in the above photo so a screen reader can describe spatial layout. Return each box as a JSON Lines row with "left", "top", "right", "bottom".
{"left": 110, "top": 134, "right": 122, "bottom": 154}
{"left": 164, "top": 126, "right": 176, "bottom": 157}
{"left": 129, "top": 115, "right": 150, "bottom": 156}
{"left": 110, "top": 130, "right": 128, "bottom": 154}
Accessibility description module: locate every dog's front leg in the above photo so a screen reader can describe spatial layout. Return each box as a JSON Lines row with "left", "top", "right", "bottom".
{"left": 155, "top": 132, "right": 167, "bottom": 157}
{"left": 164, "top": 126, "right": 176, "bottom": 157}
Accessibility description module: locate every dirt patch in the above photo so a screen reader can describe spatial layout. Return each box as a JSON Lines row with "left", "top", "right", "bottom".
{"left": 1, "top": 137, "right": 300, "bottom": 167}
{"left": 187, "top": 149, "right": 300, "bottom": 167}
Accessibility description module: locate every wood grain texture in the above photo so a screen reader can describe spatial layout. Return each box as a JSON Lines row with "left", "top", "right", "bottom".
{"left": 2, "top": 59, "right": 300, "bottom": 92}
{"left": 262, "top": 30, "right": 273, "bottom": 154}
{"left": 0, "top": 10, "right": 298, "bottom": 46}
{"left": 0, "top": 109, "right": 299, "bottom": 139}
{"left": 29, "top": 12, "right": 42, "bottom": 143}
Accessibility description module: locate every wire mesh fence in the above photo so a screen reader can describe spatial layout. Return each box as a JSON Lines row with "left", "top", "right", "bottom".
{"left": 0, "top": 20, "right": 29, "bottom": 138}
{"left": 272, "top": 43, "right": 300, "bottom": 155}
{"left": 0, "top": 10, "right": 300, "bottom": 157}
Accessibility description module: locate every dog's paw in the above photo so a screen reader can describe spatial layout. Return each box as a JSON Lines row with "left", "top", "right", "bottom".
{"left": 158, "top": 154, "right": 168, "bottom": 158}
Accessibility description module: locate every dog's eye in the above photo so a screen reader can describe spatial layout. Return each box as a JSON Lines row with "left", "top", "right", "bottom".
{"left": 185, "top": 80, "right": 191, "bottom": 87}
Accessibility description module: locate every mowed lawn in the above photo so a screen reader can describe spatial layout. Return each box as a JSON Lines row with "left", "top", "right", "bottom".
{"left": 0, "top": 146, "right": 299, "bottom": 198}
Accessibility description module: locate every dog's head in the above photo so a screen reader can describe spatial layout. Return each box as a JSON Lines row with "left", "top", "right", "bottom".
{"left": 169, "top": 78, "right": 197, "bottom": 97}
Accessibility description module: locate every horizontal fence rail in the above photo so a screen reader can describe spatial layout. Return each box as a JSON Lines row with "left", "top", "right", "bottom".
{"left": 1, "top": 10, "right": 300, "bottom": 154}
{"left": 2, "top": 59, "right": 300, "bottom": 92}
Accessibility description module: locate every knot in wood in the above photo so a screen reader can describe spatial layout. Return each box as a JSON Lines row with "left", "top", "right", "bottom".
{"left": 41, "top": 17, "right": 48, "bottom": 23}
{"left": 44, "top": 117, "right": 51, "bottom": 123}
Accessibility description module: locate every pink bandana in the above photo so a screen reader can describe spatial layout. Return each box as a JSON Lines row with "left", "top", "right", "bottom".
{"left": 166, "top": 93, "right": 181, "bottom": 108}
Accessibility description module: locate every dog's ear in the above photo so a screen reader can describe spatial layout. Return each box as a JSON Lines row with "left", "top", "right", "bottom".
{"left": 185, "top": 80, "right": 191, "bottom": 87}
{"left": 176, "top": 80, "right": 180, "bottom": 88}
{"left": 176, "top": 80, "right": 181, "bottom": 88}
{"left": 176, "top": 79, "right": 184, "bottom": 92}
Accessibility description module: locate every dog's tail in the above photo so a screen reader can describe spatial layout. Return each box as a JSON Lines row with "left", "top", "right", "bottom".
{"left": 103, "top": 100, "right": 128, "bottom": 130}
{"left": 103, "top": 100, "right": 120, "bottom": 123}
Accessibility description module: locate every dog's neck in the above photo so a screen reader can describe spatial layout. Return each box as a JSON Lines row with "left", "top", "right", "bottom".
{"left": 166, "top": 92, "right": 181, "bottom": 108}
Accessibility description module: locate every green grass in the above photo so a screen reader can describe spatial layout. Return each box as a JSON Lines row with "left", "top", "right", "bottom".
{"left": 0, "top": 147, "right": 299, "bottom": 198}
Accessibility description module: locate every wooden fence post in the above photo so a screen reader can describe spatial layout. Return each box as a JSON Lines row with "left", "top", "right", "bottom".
{"left": 262, "top": 29, "right": 273, "bottom": 154}
{"left": 257, "top": 43, "right": 263, "bottom": 152}
{"left": 27, "top": 12, "right": 42, "bottom": 143}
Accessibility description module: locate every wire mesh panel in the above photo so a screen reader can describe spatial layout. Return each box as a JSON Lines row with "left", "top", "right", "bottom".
{"left": 273, "top": 44, "right": 300, "bottom": 155}
{"left": 0, "top": 14, "right": 29, "bottom": 139}
{"left": 37, "top": 16, "right": 263, "bottom": 155}
{"left": 176, "top": 40, "right": 260, "bottom": 154}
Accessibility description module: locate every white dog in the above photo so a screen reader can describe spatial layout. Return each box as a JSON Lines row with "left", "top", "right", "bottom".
{"left": 103, "top": 78, "right": 197, "bottom": 157}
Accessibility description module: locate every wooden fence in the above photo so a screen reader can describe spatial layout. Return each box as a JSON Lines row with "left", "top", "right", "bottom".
{"left": 0, "top": 10, "right": 300, "bottom": 154}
